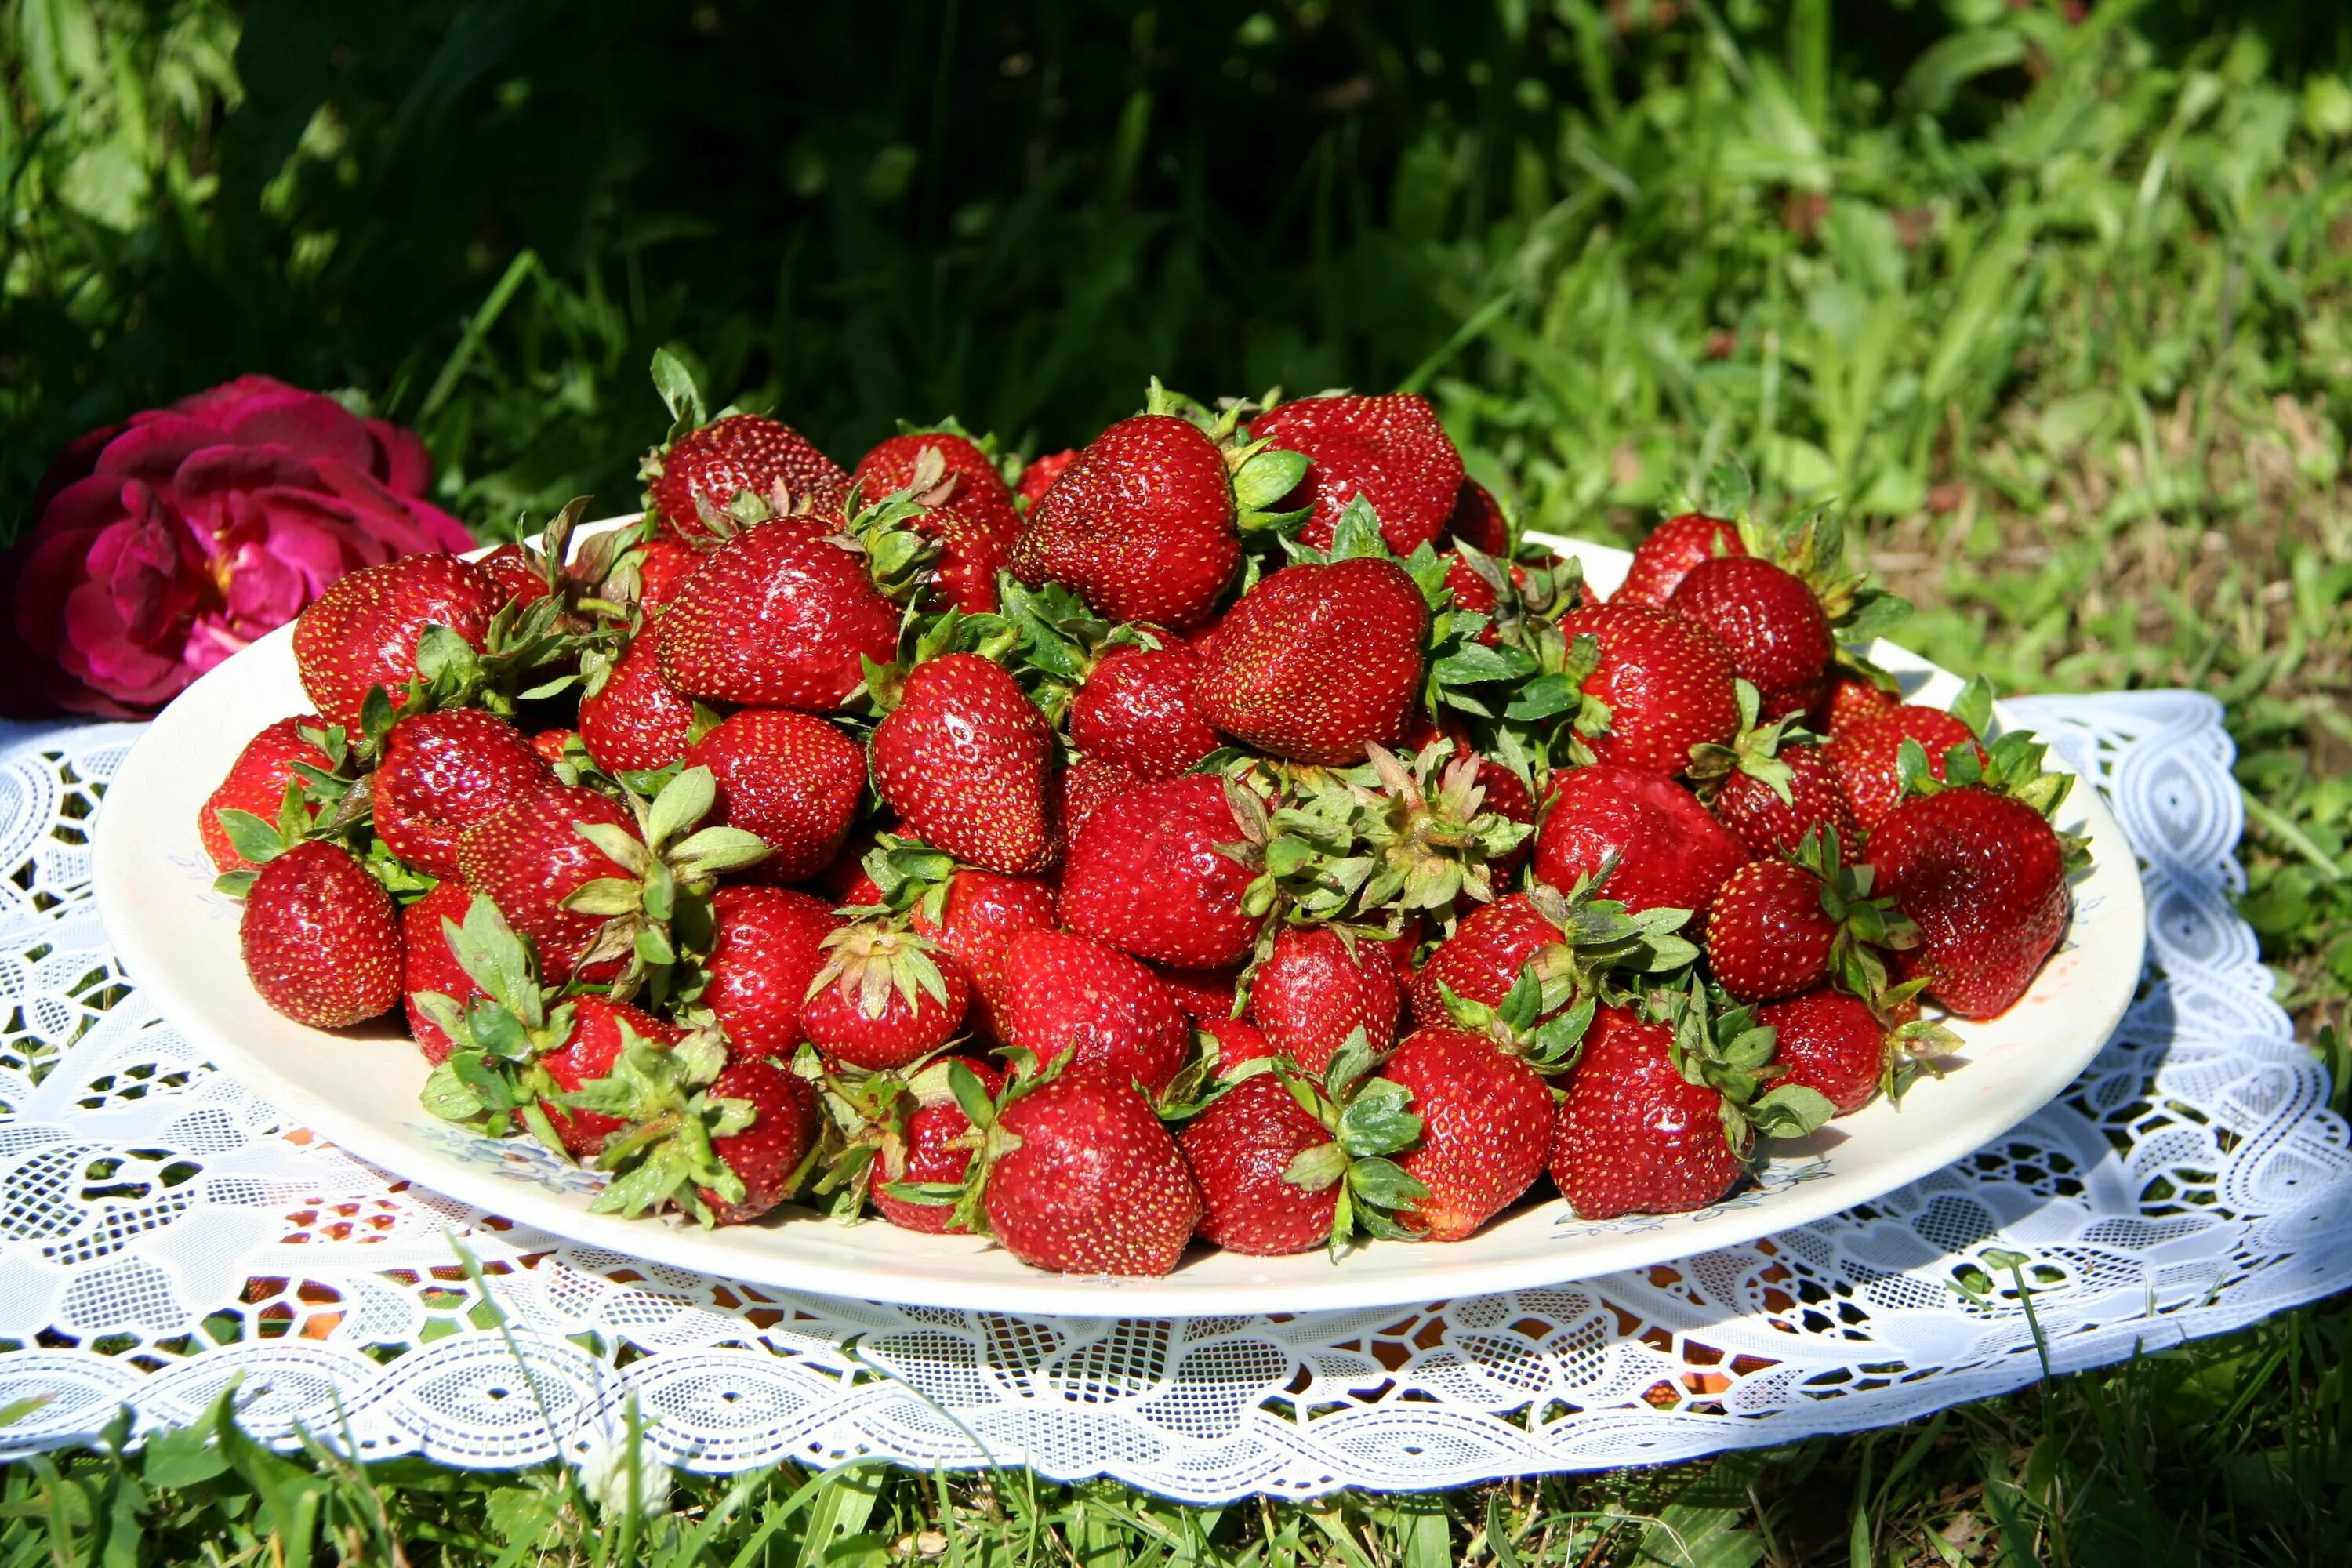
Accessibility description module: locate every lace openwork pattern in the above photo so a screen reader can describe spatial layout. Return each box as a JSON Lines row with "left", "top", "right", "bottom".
{"left": 0, "top": 694, "right": 2343, "bottom": 1501}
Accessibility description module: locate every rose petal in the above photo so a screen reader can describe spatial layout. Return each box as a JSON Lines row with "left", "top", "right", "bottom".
{"left": 219, "top": 386, "right": 379, "bottom": 470}
{"left": 307, "top": 459, "right": 474, "bottom": 552}
{"left": 172, "top": 374, "right": 305, "bottom": 424}
{"left": 365, "top": 417, "right": 436, "bottom": 495}
{"left": 96, "top": 413, "right": 230, "bottom": 485}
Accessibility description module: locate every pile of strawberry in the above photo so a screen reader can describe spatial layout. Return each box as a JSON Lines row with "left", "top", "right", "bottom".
{"left": 201, "top": 354, "right": 2088, "bottom": 1276}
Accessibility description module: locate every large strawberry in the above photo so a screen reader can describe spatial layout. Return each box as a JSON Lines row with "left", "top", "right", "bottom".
{"left": 1826, "top": 702, "right": 1989, "bottom": 831}
{"left": 1405, "top": 894, "right": 1562, "bottom": 1029}
{"left": 537, "top": 996, "right": 684, "bottom": 1159}
{"left": 200, "top": 717, "right": 332, "bottom": 874}
{"left": 400, "top": 878, "right": 480, "bottom": 1064}
{"left": 1866, "top": 786, "right": 2071, "bottom": 1018}
{"left": 685, "top": 709, "right": 866, "bottom": 884}
{"left": 1250, "top": 394, "right": 1465, "bottom": 556}
{"left": 1613, "top": 513, "right": 1745, "bottom": 606}
{"left": 1068, "top": 641, "right": 1221, "bottom": 781}
{"left": 371, "top": 708, "right": 548, "bottom": 879}
{"left": 869, "top": 653, "right": 1058, "bottom": 874}
{"left": 1551, "top": 601, "right": 1740, "bottom": 774}
{"left": 1533, "top": 764, "right": 1748, "bottom": 920}
{"left": 1059, "top": 773, "right": 1262, "bottom": 969}
{"left": 1757, "top": 989, "right": 1887, "bottom": 1116}
{"left": 292, "top": 554, "right": 501, "bottom": 731}
{"left": 1250, "top": 925, "right": 1400, "bottom": 1074}
{"left": 1377, "top": 1026, "right": 1555, "bottom": 1242}
{"left": 644, "top": 395, "right": 850, "bottom": 548}
{"left": 697, "top": 1055, "right": 823, "bottom": 1224}
{"left": 800, "top": 923, "right": 971, "bottom": 1072}
{"left": 1711, "top": 739, "right": 1857, "bottom": 859}
{"left": 579, "top": 630, "right": 698, "bottom": 775}
{"left": 657, "top": 522, "right": 899, "bottom": 710}
{"left": 455, "top": 783, "right": 643, "bottom": 984}
{"left": 866, "top": 1055, "right": 1007, "bottom": 1233}
{"left": 1178, "top": 1072, "right": 1344, "bottom": 1255}
{"left": 975, "top": 1070, "right": 1202, "bottom": 1275}
{"left": 1816, "top": 673, "right": 1898, "bottom": 736}
{"left": 1668, "top": 555, "right": 1835, "bottom": 719}
{"left": 853, "top": 430, "right": 1022, "bottom": 613}
{"left": 1549, "top": 1006, "right": 1740, "bottom": 1219}
{"left": 1193, "top": 555, "right": 1428, "bottom": 765}
{"left": 996, "top": 931, "right": 1190, "bottom": 1094}
{"left": 699, "top": 886, "right": 842, "bottom": 1058}
{"left": 239, "top": 840, "right": 401, "bottom": 1029}
{"left": 906, "top": 870, "right": 1059, "bottom": 1045}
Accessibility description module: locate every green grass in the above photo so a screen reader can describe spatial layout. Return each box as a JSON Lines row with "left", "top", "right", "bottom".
{"left": 5, "top": 1, "right": 2352, "bottom": 1561}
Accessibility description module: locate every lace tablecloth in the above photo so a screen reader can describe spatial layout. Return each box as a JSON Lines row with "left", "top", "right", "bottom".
{"left": 0, "top": 692, "right": 2343, "bottom": 1501}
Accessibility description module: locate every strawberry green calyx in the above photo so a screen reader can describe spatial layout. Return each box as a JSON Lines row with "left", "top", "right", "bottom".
{"left": 881, "top": 1053, "right": 1058, "bottom": 1237}
{"left": 1797, "top": 826, "right": 1923, "bottom": 1007}
{"left": 1434, "top": 874, "right": 1699, "bottom": 1065}
{"left": 1740, "top": 503, "right": 1912, "bottom": 648}
{"left": 209, "top": 720, "right": 371, "bottom": 898}
{"left": 571, "top": 1025, "right": 757, "bottom": 1225}
{"left": 1686, "top": 680, "right": 1813, "bottom": 800}
{"left": 560, "top": 764, "right": 772, "bottom": 1002}
{"left": 805, "top": 923, "right": 955, "bottom": 1020}
{"left": 1435, "top": 966, "right": 1598, "bottom": 1075}
{"left": 413, "top": 893, "right": 579, "bottom": 1154}
{"left": 847, "top": 833, "right": 963, "bottom": 923}
{"left": 1501, "top": 622, "right": 1610, "bottom": 762}
{"left": 808, "top": 1056, "right": 917, "bottom": 1221}
{"left": 1265, "top": 1030, "right": 1429, "bottom": 1257}
{"left": 1651, "top": 976, "right": 1837, "bottom": 1152}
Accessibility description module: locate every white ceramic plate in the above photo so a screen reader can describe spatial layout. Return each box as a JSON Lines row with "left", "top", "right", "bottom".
{"left": 92, "top": 527, "right": 2146, "bottom": 1315}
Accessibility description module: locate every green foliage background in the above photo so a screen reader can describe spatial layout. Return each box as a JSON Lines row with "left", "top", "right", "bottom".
{"left": 5, "top": 0, "right": 2352, "bottom": 1561}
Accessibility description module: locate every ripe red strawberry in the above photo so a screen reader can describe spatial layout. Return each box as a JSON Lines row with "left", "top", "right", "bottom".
{"left": 1153, "top": 964, "right": 1240, "bottom": 1021}
{"left": 701, "top": 886, "right": 842, "bottom": 1059}
{"left": 1069, "top": 642, "right": 1220, "bottom": 781}
{"left": 371, "top": 709, "right": 548, "bottom": 879}
{"left": 1060, "top": 773, "right": 1260, "bottom": 969}
{"left": 1825, "top": 706, "right": 1988, "bottom": 830}
{"left": 1060, "top": 757, "right": 1147, "bottom": 844}
{"left": 1866, "top": 787, "right": 2069, "bottom": 1018}
{"left": 1010, "top": 414, "right": 1240, "bottom": 631}
{"left": 479, "top": 543, "right": 550, "bottom": 610}
{"left": 1379, "top": 1026, "right": 1554, "bottom": 1242}
{"left": 1817, "top": 673, "right": 1898, "bottom": 736}
{"left": 401, "top": 879, "right": 479, "bottom": 1064}
{"left": 1405, "top": 893, "right": 1560, "bottom": 1029}
{"left": 801, "top": 924, "right": 972, "bottom": 1072}
{"left": 455, "top": 783, "right": 641, "bottom": 982}
{"left": 633, "top": 539, "right": 702, "bottom": 612}
{"left": 1534, "top": 764, "right": 1748, "bottom": 920}
{"left": 996, "top": 931, "right": 1189, "bottom": 1094}
{"left": 685, "top": 709, "right": 866, "bottom": 884}
{"left": 579, "top": 631, "right": 696, "bottom": 774}
{"left": 1202, "top": 1015, "right": 1276, "bottom": 1074}
{"left": 1179, "top": 1072, "right": 1340, "bottom": 1255}
{"left": 201, "top": 717, "right": 331, "bottom": 873}
{"left": 854, "top": 431, "right": 1022, "bottom": 613}
{"left": 1712, "top": 741, "right": 1857, "bottom": 858}
{"left": 1250, "top": 394, "right": 1465, "bottom": 556}
{"left": 531, "top": 728, "right": 576, "bottom": 766}
{"left": 292, "top": 555, "right": 501, "bottom": 730}
{"left": 647, "top": 413, "right": 849, "bottom": 547}
{"left": 239, "top": 841, "right": 401, "bottom": 1029}
{"left": 908, "top": 871, "right": 1058, "bottom": 1045}
{"left": 1193, "top": 556, "right": 1428, "bottom": 765}
{"left": 539, "top": 996, "right": 683, "bottom": 1159}
{"left": 1704, "top": 860, "right": 1837, "bottom": 1002}
{"left": 872, "top": 1056, "right": 1005, "bottom": 1233}
{"left": 1550, "top": 1006, "right": 1743, "bottom": 1219}
{"left": 1014, "top": 448, "right": 1078, "bottom": 505}
{"left": 1445, "top": 480, "right": 1509, "bottom": 556}
{"left": 1251, "top": 925, "right": 1401, "bottom": 1073}
{"left": 870, "top": 654, "right": 1058, "bottom": 875}
{"left": 1758, "top": 989, "right": 1885, "bottom": 1115}
{"left": 1554, "top": 601, "right": 1740, "bottom": 774}
{"left": 657, "top": 522, "right": 899, "bottom": 710}
{"left": 1668, "top": 555, "right": 1835, "bottom": 719}
{"left": 981, "top": 1071, "right": 1202, "bottom": 1275}
{"left": 1613, "top": 513, "right": 1746, "bottom": 606}
{"left": 698, "top": 1055, "right": 822, "bottom": 1225}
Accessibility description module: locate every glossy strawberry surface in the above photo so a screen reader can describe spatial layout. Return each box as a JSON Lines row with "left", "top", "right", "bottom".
{"left": 983, "top": 1072, "right": 1201, "bottom": 1275}
{"left": 1251, "top": 924, "right": 1402, "bottom": 1073}
{"left": 1704, "top": 858, "right": 1836, "bottom": 1001}
{"left": 292, "top": 555, "right": 499, "bottom": 731}
{"left": 454, "top": 783, "right": 641, "bottom": 984}
{"left": 400, "top": 878, "right": 480, "bottom": 1065}
{"left": 1069, "top": 642, "right": 1220, "bottom": 781}
{"left": 686, "top": 708, "right": 866, "bottom": 884}
{"left": 1179, "top": 1072, "right": 1338, "bottom": 1255}
{"left": 648, "top": 413, "right": 849, "bottom": 546}
{"left": 372, "top": 708, "right": 547, "bottom": 880}
{"left": 1550, "top": 1007, "right": 1744, "bottom": 1219}
{"left": 701, "top": 886, "right": 842, "bottom": 1059}
{"left": 996, "top": 931, "right": 1191, "bottom": 1094}
{"left": 1193, "top": 556, "right": 1427, "bottom": 765}
{"left": 699, "top": 1055, "right": 822, "bottom": 1225}
{"left": 1668, "top": 555, "right": 1834, "bottom": 717}
{"left": 1554, "top": 600, "right": 1740, "bottom": 774}
{"left": 240, "top": 840, "right": 401, "bottom": 1029}
{"left": 854, "top": 431, "right": 1022, "bottom": 613}
{"left": 1867, "top": 786, "right": 2070, "bottom": 1018}
{"left": 579, "top": 631, "right": 696, "bottom": 774}
{"left": 201, "top": 716, "right": 330, "bottom": 873}
{"left": 908, "top": 872, "right": 1058, "bottom": 1045}
{"left": 658, "top": 521, "right": 898, "bottom": 709}
{"left": 1011, "top": 414, "right": 1239, "bottom": 630}
{"left": 1758, "top": 989, "right": 1885, "bottom": 1115}
{"left": 869, "top": 653, "right": 1058, "bottom": 875}
{"left": 1825, "top": 706, "right": 1988, "bottom": 831}
{"left": 1712, "top": 742, "right": 1858, "bottom": 858}
{"left": 1613, "top": 513, "right": 1746, "bottom": 606}
{"left": 1534, "top": 764, "right": 1749, "bottom": 921}
{"left": 1251, "top": 393, "right": 1465, "bottom": 556}
{"left": 1060, "top": 773, "right": 1260, "bottom": 969}
{"left": 1381, "top": 1027, "right": 1554, "bottom": 1242}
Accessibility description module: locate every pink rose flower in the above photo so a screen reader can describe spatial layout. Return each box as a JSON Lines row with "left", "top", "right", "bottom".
{"left": 5, "top": 376, "right": 474, "bottom": 717}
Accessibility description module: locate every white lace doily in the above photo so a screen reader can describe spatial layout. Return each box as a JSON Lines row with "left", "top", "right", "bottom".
{"left": 0, "top": 694, "right": 2343, "bottom": 1501}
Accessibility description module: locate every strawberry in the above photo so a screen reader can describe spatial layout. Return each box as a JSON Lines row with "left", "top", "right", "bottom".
{"left": 697, "top": 1055, "right": 822, "bottom": 1224}
{"left": 1060, "top": 756, "right": 1146, "bottom": 844}
{"left": 571, "top": 1022, "right": 818, "bottom": 1224}
{"left": 700, "top": 885, "right": 842, "bottom": 1059}
{"left": 1757, "top": 989, "right": 1886, "bottom": 1115}
{"left": 579, "top": 631, "right": 697, "bottom": 775}
{"left": 480, "top": 543, "right": 552, "bottom": 610}
{"left": 1193, "top": 556, "right": 1428, "bottom": 765}
{"left": 1445, "top": 480, "right": 1509, "bottom": 557}
{"left": 996, "top": 931, "right": 1190, "bottom": 1094}
{"left": 200, "top": 717, "right": 332, "bottom": 873}
{"left": 1817, "top": 673, "right": 1898, "bottom": 736}
{"left": 907, "top": 871, "right": 1059, "bottom": 1044}
{"left": 1250, "top": 925, "right": 1400, "bottom": 1073}
{"left": 853, "top": 430, "right": 1022, "bottom": 613}
{"left": 976, "top": 1070, "right": 1201, "bottom": 1275}
{"left": 870, "top": 653, "right": 1058, "bottom": 874}
{"left": 656, "top": 522, "right": 900, "bottom": 710}
{"left": 239, "top": 840, "right": 401, "bottom": 1029}
{"left": 1668, "top": 555, "right": 1835, "bottom": 719}
{"left": 1405, "top": 894, "right": 1561, "bottom": 1030}
{"left": 1068, "top": 641, "right": 1220, "bottom": 781}
{"left": 1060, "top": 773, "right": 1261, "bottom": 969}
{"left": 1202, "top": 1014, "right": 1276, "bottom": 1074}
{"left": 1404, "top": 878, "right": 1700, "bottom": 1029}
{"left": 1178, "top": 1072, "right": 1342, "bottom": 1255}
{"left": 1711, "top": 740, "right": 1857, "bottom": 858}
{"left": 1379, "top": 1026, "right": 1555, "bottom": 1241}
{"left": 531, "top": 728, "right": 576, "bottom": 766}
{"left": 1155, "top": 964, "right": 1240, "bottom": 1021}
{"left": 455, "top": 782, "right": 644, "bottom": 983}
{"left": 1825, "top": 704, "right": 1988, "bottom": 830}
{"left": 1613, "top": 513, "right": 1746, "bottom": 607}
{"left": 645, "top": 413, "right": 850, "bottom": 548}
{"left": 800, "top": 923, "right": 971, "bottom": 1072}
{"left": 371, "top": 708, "right": 548, "bottom": 879}
{"left": 684, "top": 709, "right": 866, "bottom": 884}
{"left": 538, "top": 996, "right": 683, "bottom": 1159}
{"left": 1014, "top": 448, "right": 1078, "bottom": 504}
{"left": 1866, "top": 786, "right": 2071, "bottom": 1018}
{"left": 1552, "top": 601, "right": 1740, "bottom": 774}
{"left": 292, "top": 554, "right": 501, "bottom": 731}
{"left": 1250, "top": 394, "right": 1465, "bottom": 557}
{"left": 1704, "top": 860, "right": 1838, "bottom": 1002}
{"left": 1549, "top": 1006, "right": 1740, "bottom": 1219}
{"left": 631, "top": 538, "right": 702, "bottom": 612}
{"left": 401, "top": 879, "right": 480, "bottom": 1064}
{"left": 1534, "top": 764, "right": 1748, "bottom": 921}
{"left": 1010, "top": 413, "right": 1243, "bottom": 631}
{"left": 869, "top": 1056, "right": 1006, "bottom": 1232}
